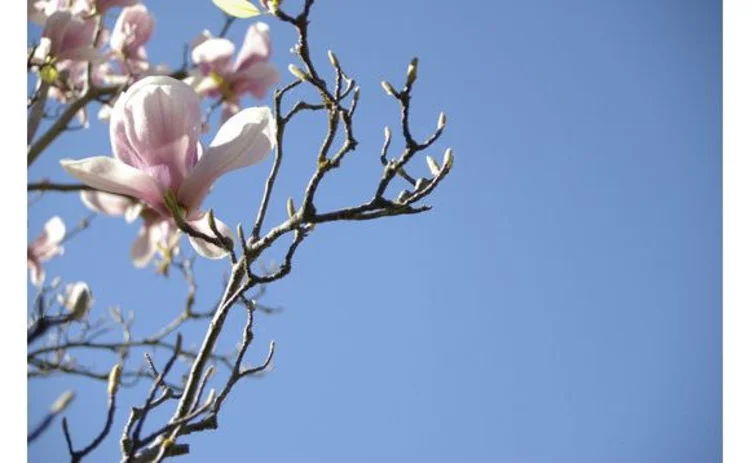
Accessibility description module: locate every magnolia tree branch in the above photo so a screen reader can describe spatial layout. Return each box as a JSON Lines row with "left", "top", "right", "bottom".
{"left": 28, "top": 0, "right": 453, "bottom": 459}
{"left": 125, "top": 1, "right": 455, "bottom": 459}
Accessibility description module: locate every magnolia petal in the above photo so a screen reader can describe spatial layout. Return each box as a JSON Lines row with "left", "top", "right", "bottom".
{"left": 229, "top": 62, "right": 280, "bottom": 99}
{"left": 44, "top": 216, "right": 66, "bottom": 244}
{"left": 130, "top": 224, "right": 156, "bottom": 267}
{"left": 178, "top": 107, "right": 274, "bottom": 210}
{"left": 29, "top": 260, "right": 45, "bottom": 287}
{"left": 60, "top": 157, "right": 164, "bottom": 210}
{"left": 234, "top": 22, "right": 272, "bottom": 73}
{"left": 186, "top": 212, "right": 233, "bottom": 259}
{"left": 80, "top": 190, "right": 132, "bottom": 216}
{"left": 192, "top": 38, "right": 235, "bottom": 76}
{"left": 124, "top": 202, "right": 144, "bottom": 223}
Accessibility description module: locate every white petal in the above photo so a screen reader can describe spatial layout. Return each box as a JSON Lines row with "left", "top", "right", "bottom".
{"left": 186, "top": 212, "right": 233, "bottom": 260}
{"left": 80, "top": 190, "right": 132, "bottom": 216}
{"left": 177, "top": 107, "right": 275, "bottom": 210}
{"left": 61, "top": 157, "right": 164, "bottom": 210}
{"left": 130, "top": 224, "right": 156, "bottom": 267}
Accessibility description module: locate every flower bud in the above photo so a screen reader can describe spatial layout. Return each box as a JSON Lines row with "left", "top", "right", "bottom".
{"left": 327, "top": 50, "right": 339, "bottom": 68}
{"left": 437, "top": 112, "right": 446, "bottom": 131}
{"left": 406, "top": 57, "right": 418, "bottom": 86}
{"left": 61, "top": 282, "right": 93, "bottom": 320}
{"left": 51, "top": 390, "right": 75, "bottom": 414}
{"left": 288, "top": 64, "right": 307, "bottom": 81}
{"left": 286, "top": 197, "right": 296, "bottom": 219}
{"left": 204, "top": 388, "right": 216, "bottom": 406}
{"left": 108, "top": 364, "right": 122, "bottom": 396}
{"left": 442, "top": 148, "right": 454, "bottom": 170}
{"left": 396, "top": 190, "right": 412, "bottom": 203}
{"left": 426, "top": 156, "right": 441, "bottom": 176}
{"left": 381, "top": 81, "right": 396, "bottom": 97}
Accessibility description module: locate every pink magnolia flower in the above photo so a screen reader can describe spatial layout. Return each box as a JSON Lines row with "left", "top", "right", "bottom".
{"left": 80, "top": 190, "right": 180, "bottom": 268}
{"left": 28, "top": 0, "right": 89, "bottom": 24}
{"left": 61, "top": 76, "right": 275, "bottom": 259}
{"left": 190, "top": 22, "right": 279, "bottom": 121}
{"left": 28, "top": 216, "right": 66, "bottom": 286}
{"left": 109, "top": 4, "right": 155, "bottom": 74}
{"left": 33, "top": 10, "right": 100, "bottom": 66}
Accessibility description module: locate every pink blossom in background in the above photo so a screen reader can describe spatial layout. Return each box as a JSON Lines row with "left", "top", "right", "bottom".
{"left": 189, "top": 22, "right": 279, "bottom": 121}
{"left": 80, "top": 190, "right": 181, "bottom": 268}
{"left": 28, "top": 216, "right": 66, "bottom": 286}
{"left": 33, "top": 10, "right": 100, "bottom": 66}
{"left": 61, "top": 76, "right": 276, "bottom": 259}
{"left": 109, "top": 4, "right": 155, "bottom": 75}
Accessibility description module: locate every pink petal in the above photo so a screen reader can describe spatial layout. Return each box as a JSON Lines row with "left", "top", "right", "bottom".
{"left": 192, "top": 38, "right": 235, "bottom": 76}
{"left": 110, "top": 76, "right": 202, "bottom": 190}
{"left": 60, "top": 157, "right": 165, "bottom": 211}
{"left": 80, "top": 190, "right": 133, "bottom": 216}
{"left": 185, "top": 212, "right": 233, "bottom": 259}
{"left": 130, "top": 223, "right": 156, "bottom": 267}
{"left": 229, "top": 62, "right": 280, "bottom": 99}
{"left": 234, "top": 22, "right": 272, "bottom": 73}
{"left": 110, "top": 4, "right": 155, "bottom": 56}
{"left": 177, "top": 107, "right": 275, "bottom": 210}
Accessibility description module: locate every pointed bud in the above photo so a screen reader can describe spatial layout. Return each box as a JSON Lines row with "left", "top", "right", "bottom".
{"left": 204, "top": 388, "right": 216, "bottom": 406}
{"left": 426, "top": 156, "right": 441, "bottom": 176}
{"left": 384, "top": 126, "right": 392, "bottom": 141}
{"left": 396, "top": 190, "right": 412, "bottom": 203}
{"left": 415, "top": 178, "right": 429, "bottom": 192}
{"left": 327, "top": 50, "right": 339, "bottom": 68}
{"left": 51, "top": 390, "right": 75, "bottom": 414}
{"left": 406, "top": 57, "right": 418, "bottom": 86}
{"left": 288, "top": 64, "right": 307, "bottom": 81}
{"left": 437, "top": 112, "right": 446, "bottom": 131}
{"left": 286, "top": 197, "right": 296, "bottom": 219}
{"left": 381, "top": 81, "right": 396, "bottom": 97}
{"left": 62, "top": 282, "right": 93, "bottom": 321}
{"left": 108, "top": 364, "right": 122, "bottom": 396}
{"left": 442, "top": 148, "right": 454, "bottom": 171}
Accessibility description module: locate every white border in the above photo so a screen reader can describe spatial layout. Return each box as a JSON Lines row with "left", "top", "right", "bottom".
{"left": 5, "top": 0, "right": 29, "bottom": 460}
{"left": 724, "top": 1, "right": 749, "bottom": 462}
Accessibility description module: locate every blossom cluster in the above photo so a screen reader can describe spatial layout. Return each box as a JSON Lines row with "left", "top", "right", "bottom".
{"left": 28, "top": 0, "right": 280, "bottom": 286}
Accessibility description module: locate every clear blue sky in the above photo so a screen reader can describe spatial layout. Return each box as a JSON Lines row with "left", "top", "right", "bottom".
{"left": 28, "top": 0, "right": 721, "bottom": 461}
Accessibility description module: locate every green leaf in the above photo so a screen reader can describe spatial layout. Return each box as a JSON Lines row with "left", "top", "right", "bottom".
{"left": 211, "top": 0, "right": 262, "bottom": 18}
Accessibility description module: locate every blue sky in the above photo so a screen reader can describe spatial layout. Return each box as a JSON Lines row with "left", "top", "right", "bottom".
{"left": 28, "top": 0, "right": 721, "bottom": 461}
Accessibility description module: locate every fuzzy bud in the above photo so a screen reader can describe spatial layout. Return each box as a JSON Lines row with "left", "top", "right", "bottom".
{"left": 286, "top": 197, "right": 296, "bottom": 219}
{"left": 396, "top": 190, "right": 412, "bottom": 203}
{"left": 51, "top": 390, "right": 75, "bottom": 414}
{"left": 204, "top": 388, "right": 216, "bottom": 406}
{"left": 381, "top": 81, "right": 396, "bottom": 97}
{"left": 327, "top": 50, "right": 339, "bottom": 68}
{"left": 426, "top": 156, "right": 441, "bottom": 176}
{"left": 437, "top": 112, "right": 446, "bottom": 131}
{"left": 442, "top": 148, "right": 454, "bottom": 170}
{"left": 288, "top": 64, "right": 307, "bottom": 81}
{"left": 406, "top": 57, "right": 418, "bottom": 86}
{"left": 61, "top": 282, "right": 93, "bottom": 321}
{"left": 108, "top": 364, "right": 122, "bottom": 396}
